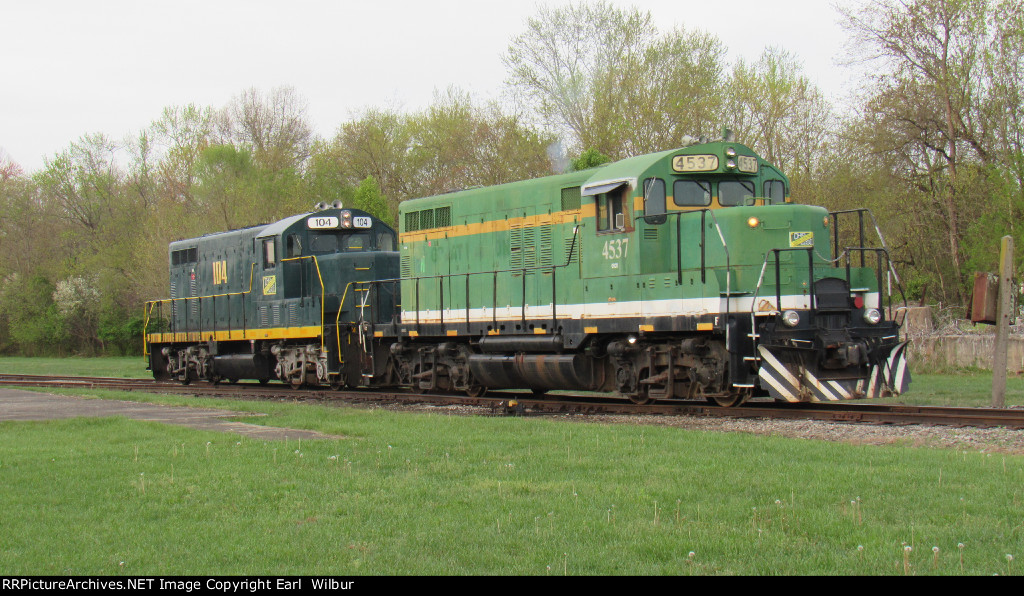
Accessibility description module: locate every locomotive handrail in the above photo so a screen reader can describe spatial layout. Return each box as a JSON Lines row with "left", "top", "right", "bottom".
{"left": 279, "top": 255, "right": 326, "bottom": 353}
{"left": 829, "top": 208, "right": 904, "bottom": 289}
{"left": 748, "top": 246, "right": 908, "bottom": 351}
{"left": 343, "top": 226, "right": 581, "bottom": 332}
{"left": 634, "top": 208, "right": 733, "bottom": 334}
{"left": 143, "top": 262, "right": 258, "bottom": 350}
{"left": 144, "top": 257, "right": 330, "bottom": 355}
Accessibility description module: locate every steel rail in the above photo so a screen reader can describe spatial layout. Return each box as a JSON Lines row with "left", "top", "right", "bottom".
{"left": 2, "top": 374, "right": 1023, "bottom": 429}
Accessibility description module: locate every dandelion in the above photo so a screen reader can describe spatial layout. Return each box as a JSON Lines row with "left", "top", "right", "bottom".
{"left": 857, "top": 545, "right": 864, "bottom": 563}
{"left": 932, "top": 546, "right": 940, "bottom": 570}
{"left": 1007, "top": 554, "right": 1014, "bottom": 575}
{"left": 903, "top": 545, "right": 913, "bottom": 576}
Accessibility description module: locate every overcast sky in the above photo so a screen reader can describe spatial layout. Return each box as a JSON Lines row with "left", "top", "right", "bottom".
{"left": 0, "top": 0, "right": 857, "bottom": 173}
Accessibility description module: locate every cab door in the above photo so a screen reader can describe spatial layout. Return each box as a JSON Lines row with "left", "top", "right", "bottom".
{"left": 581, "top": 181, "right": 637, "bottom": 320}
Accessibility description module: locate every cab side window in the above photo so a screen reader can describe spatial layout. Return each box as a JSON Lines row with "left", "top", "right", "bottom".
{"left": 643, "top": 178, "right": 666, "bottom": 225}
{"left": 262, "top": 238, "right": 276, "bottom": 269}
{"left": 286, "top": 234, "right": 302, "bottom": 258}
{"left": 596, "top": 188, "right": 627, "bottom": 232}
{"left": 764, "top": 180, "right": 786, "bottom": 204}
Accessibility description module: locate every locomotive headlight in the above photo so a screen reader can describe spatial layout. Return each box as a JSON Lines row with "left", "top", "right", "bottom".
{"left": 863, "top": 308, "right": 882, "bottom": 325}
{"left": 747, "top": 217, "right": 760, "bottom": 228}
{"left": 781, "top": 310, "right": 800, "bottom": 327}
{"left": 341, "top": 210, "right": 353, "bottom": 228}
{"left": 725, "top": 147, "right": 736, "bottom": 157}
{"left": 725, "top": 159, "right": 737, "bottom": 170}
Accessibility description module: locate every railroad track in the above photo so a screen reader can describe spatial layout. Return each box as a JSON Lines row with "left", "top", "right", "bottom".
{"left": 2, "top": 373, "right": 1024, "bottom": 429}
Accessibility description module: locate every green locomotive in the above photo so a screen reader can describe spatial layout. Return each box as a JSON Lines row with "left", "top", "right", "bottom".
{"left": 369, "top": 138, "right": 909, "bottom": 405}
{"left": 144, "top": 204, "right": 399, "bottom": 388}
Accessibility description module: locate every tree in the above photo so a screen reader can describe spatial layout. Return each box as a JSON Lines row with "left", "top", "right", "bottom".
{"left": 839, "top": 0, "right": 1008, "bottom": 307}
{"left": 727, "top": 48, "right": 834, "bottom": 179}
{"left": 325, "top": 91, "right": 554, "bottom": 218}
{"left": 570, "top": 148, "right": 612, "bottom": 171}
{"left": 217, "top": 86, "right": 313, "bottom": 174}
{"left": 503, "top": 2, "right": 654, "bottom": 151}
{"left": 351, "top": 176, "right": 392, "bottom": 224}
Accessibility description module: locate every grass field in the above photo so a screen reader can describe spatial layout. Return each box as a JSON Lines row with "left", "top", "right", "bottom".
{"left": 0, "top": 356, "right": 151, "bottom": 378}
{"left": 1, "top": 357, "right": 1022, "bottom": 575}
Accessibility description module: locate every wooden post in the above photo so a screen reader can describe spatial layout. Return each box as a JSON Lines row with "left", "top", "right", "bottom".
{"left": 992, "top": 236, "right": 1014, "bottom": 408}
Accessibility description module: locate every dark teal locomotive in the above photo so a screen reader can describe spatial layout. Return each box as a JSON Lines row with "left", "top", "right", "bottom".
{"left": 144, "top": 204, "right": 399, "bottom": 388}
{"left": 147, "top": 139, "right": 911, "bottom": 406}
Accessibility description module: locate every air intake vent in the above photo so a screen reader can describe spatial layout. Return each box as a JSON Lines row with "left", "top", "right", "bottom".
{"left": 561, "top": 186, "right": 581, "bottom": 211}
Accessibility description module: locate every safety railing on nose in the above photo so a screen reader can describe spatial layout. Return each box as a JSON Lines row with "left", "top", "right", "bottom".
{"left": 747, "top": 245, "right": 908, "bottom": 353}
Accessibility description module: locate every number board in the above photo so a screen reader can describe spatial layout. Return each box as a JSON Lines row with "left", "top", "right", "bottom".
{"left": 737, "top": 155, "right": 759, "bottom": 173}
{"left": 673, "top": 154, "right": 719, "bottom": 172}
{"left": 353, "top": 216, "right": 372, "bottom": 228}
{"left": 307, "top": 216, "right": 339, "bottom": 229}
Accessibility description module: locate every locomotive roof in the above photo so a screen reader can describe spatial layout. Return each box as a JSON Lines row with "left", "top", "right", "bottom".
{"left": 400, "top": 141, "right": 769, "bottom": 211}
{"left": 255, "top": 213, "right": 309, "bottom": 238}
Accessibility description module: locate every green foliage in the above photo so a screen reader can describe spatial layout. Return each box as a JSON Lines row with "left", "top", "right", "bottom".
{"left": 98, "top": 313, "right": 146, "bottom": 356}
{"left": 351, "top": 176, "right": 393, "bottom": 225}
{"left": 0, "top": 275, "right": 67, "bottom": 356}
{"left": 570, "top": 148, "right": 612, "bottom": 171}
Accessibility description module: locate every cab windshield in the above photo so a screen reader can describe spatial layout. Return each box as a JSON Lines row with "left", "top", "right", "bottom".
{"left": 309, "top": 231, "right": 371, "bottom": 254}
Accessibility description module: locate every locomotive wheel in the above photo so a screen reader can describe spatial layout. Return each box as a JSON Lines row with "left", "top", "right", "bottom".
{"left": 290, "top": 376, "right": 305, "bottom": 390}
{"left": 707, "top": 392, "right": 748, "bottom": 408}
{"left": 258, "top": 378, "right": 269, "bottom": 385}
{"left": 329, "top": 375, "right": 346, "bottom": 391}
{"left": 629, "top": 389, "right": 655, "bottom": 406}
{"left": 466, "top": 384, "right": 487, "bottom": 398}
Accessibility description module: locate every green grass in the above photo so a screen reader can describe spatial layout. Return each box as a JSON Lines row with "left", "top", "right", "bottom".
{"left": 0, "top": 356, "right": 150, "bottom": 378}
{"left": 874, "top": 369, "right": 1024, "bottom": 407}
{"left": 1, "top": 357, "right": 1023, "bottom": 574}
{"left": 1, "top": 385, "right": 1023, "bottom": 575}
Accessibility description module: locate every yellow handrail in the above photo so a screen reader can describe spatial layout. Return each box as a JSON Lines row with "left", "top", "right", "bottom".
{"left": 144, "top": 262, "right": 258, "bottom": 343}
{"left": 280, "top": 255, "right": 326, "bottom": 352}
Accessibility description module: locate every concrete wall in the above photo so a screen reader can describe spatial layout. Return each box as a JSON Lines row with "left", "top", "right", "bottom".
{"left": 910, "top": 334, "right": 1024, "bottom": 373}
